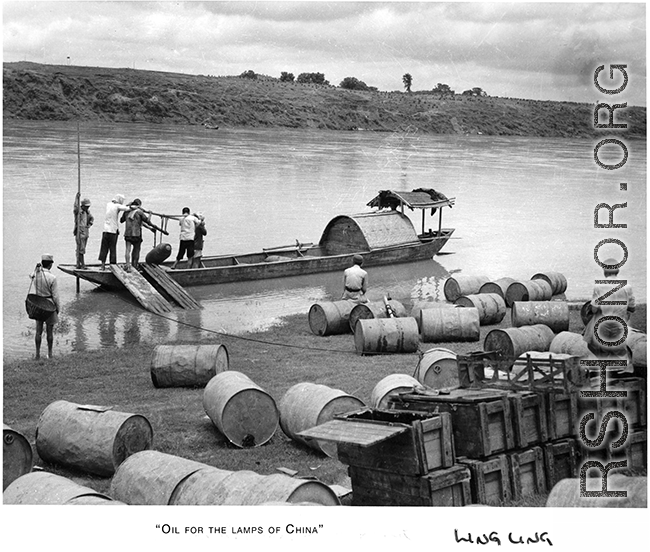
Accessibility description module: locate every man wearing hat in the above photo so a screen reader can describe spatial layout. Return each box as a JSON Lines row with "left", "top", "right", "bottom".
{"left": 583, "top": 258, "right": 636, "bottom": 374}
{"left": 98, "top": 194, "right": 134, "bottom": 271}
{"left": 31, "top": 254, "right": 60, "bottom": 360}
{"left": 341, "top": 254, "right": 368, "bottom": 303}
{"left": 73, "top": 192, "right": 94, "bottom": 269}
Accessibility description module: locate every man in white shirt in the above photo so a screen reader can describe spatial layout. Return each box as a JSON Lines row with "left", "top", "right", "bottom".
{"left": 583, "top": 258, "right": 636, "bottom": 373}
{"left": 172, "top": 207, "right": 199, "bottom": 269}
{"left": 342, "top": 254, "right": 368, "bottom": 303}
{"left": 31, "top": 254, "right": 60, "bottom": 359}
{"left": 98, "top": 194, "right": 132, "bottom": 270}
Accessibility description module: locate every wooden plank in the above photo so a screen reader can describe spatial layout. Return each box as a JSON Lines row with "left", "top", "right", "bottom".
{"left": 334, "top": 411, "right": 454, "bottom": 475}
{"left": 297, "top": 419, "right": 408, "bottom": 446}
{"left": 508, "top": 446, "right": 546, "bottom": 500}
{"left": 349, "top": 464, "right": 471, "bottom": 507}
{"left": 458, "top": 455, "right": 512, "bottom": 505}
{"left": 543, "top": 439, "right": 578, "bottom": 490}
{"left": 141, "top": 263, "right": 201, "bottom": 309}
{"left": 109, "top": 265, "right": 172, "bottom": 314}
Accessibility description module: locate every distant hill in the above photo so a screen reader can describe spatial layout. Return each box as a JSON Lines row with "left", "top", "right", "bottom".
{"left": 3, "top": 62, "right": 646, "bottom": 138}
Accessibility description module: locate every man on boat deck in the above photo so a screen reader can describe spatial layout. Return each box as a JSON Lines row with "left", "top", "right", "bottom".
{"left": 99, "top": 194, "right": 134, "bottom": 271}
{"left": 191, "top": 212, "right": 207, "bottom": 268}
{"left": 73, "top": 193, "right": 94, "bottom": 269}
{"left": 342, "top": 254, "right": 368, "bottom": 303}
{"left": 583, "top": 257, "right": 636, "bottom": 376}
{"left": 30, "top": 254, "right": 60, "bottom": 360}
{"left": 120, "top": 198, "right": 152, "bottom": 271}
{"left": 172, "top": 207, "right": 199, "bottom": 269}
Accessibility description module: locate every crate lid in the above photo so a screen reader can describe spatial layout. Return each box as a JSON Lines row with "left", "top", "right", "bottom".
{"left": 297, "top": 419, "right": 408, "bottom": 447}
{"left": 394, "top": 388, "right": 509, "bottom": 404}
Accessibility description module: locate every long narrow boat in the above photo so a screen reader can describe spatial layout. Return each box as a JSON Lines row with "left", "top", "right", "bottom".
{"left": 58, "top": 189, "right": 456, "bottom": 289}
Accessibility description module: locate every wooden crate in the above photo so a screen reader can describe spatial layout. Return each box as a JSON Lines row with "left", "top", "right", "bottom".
{"left": 389, "top": 389, "right": 515, "bottom": 458}
{"left": 332, "top": 409, "right": 454, "bottom": 475}
{"left": 509, "top": 391, "right": 548, "bottom": 448}
{"left": 457, "top": 351, "right": 585, "bottom": 393}
{"left": 543, "top": 439, "right": 579, "bottom": 490}
{"left": 507, "top": 446, "right": 547, "bottom": 500}
{"left": 348, "top": 464, "right": 471, "bottom": 506}
{"left": 609, "top": 429, "right": 647, "bottom": 471}
{"left": 457, "top": 455, "right": 512, "bottom": 505}
{"left": 599, "top": 378, "right": 647, "bottom": 428}
{"left": 544, "top": 389, "right": 578, "bottom": 440}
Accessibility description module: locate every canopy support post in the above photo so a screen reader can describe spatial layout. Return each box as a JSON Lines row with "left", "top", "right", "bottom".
{"left": 438, "top": 208, "right": 443, "bottom": 235}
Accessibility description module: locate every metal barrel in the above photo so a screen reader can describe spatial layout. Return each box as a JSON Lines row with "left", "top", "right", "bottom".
{"left": 550, "top": 331, "right": 591, "bottom": 358}
{"left": 484, "top": 324, "right": 555, "bottom": 368}
{"left": 505, "top": 280, "right": 553, "bottom": 307}
{"left": 414, "top": 347, "right": 459, "bottom": 389}
{"left": 354, "top": 317, "right": 420, "bottom": 354}
{"left": 3, "top": 471, "right": 117, "bottom": 505}
{"left": 110, "top": 450, "right": 208, "bottom": 505}
{"left": 308, "top": 300, "right": 356, "bottom": 336}
{"left": 203, "top": 371, "right": 279, "bottom": 448}
{"left": 531, "top": 271, "right": 568, "bottom": 295}
{"left": 150, "top": 343, "right": 229, "bottom": 388}
{"left": 370, "top": 373, "right": 422, "bottom": 409}
{"left": 410, "top": 301, "right": 457, "bottom": 331}
{"left": 279, "top": 382, "right": 365, "bottom": 457}
{"left": 3, "top": 424, "right": 33, "bottom": 491}
{"left": 348, "top": 300, "right": 407, "bottom": 332}
{"left": 478, "top": 277, "right": 517, "bottom": 299}
{"left": 420, "top": 307, "right": 480, "bottom": 342}
{"left": 511, "top": 301, "right": 570, "bottom": 332}
{"left": 35, "top": 400, "right": 153, "bottom": 477}
{"left": 444, "top": 275, "right": 490, "bottom": 302}
{"left": 546, "top": 476, "right": 647, "bottom": 507}
{"left": 455, "top": 293, "right": 506, "bottom": 325}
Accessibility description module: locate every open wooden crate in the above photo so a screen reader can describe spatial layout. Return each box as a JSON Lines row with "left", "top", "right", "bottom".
{"left": 389, "top": 388, "right": 516, "bottom": 459}
{"left": 457, "top": 350, "right": 586, "bottom": 393}
{"left": 296, "top": 408, "right": 454, "bottom": 475}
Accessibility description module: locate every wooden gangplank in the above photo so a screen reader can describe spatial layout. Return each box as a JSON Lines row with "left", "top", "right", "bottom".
{"left": 141, "top": 263, "right": 202, "bottom": 310}
{"left": 109, "top": 265, "right": 172, "bottom": 314}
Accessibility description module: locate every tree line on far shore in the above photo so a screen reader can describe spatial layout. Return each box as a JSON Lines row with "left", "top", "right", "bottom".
{"left": 239, "top": 69, "right": 485, "bottom": 96}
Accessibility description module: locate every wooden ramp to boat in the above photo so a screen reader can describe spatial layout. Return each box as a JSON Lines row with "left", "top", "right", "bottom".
{"left": 141, "top": 263, "right": 202, "bottom": 310}
{"left": 109, "top": 265, "right": 172, "bottom": 314}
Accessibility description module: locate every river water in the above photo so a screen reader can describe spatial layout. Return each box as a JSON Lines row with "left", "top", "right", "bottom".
{"left": 2, "top": 120, "right": 646, "bottom": 360}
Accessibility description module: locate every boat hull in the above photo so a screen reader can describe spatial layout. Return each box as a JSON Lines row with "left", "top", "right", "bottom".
{"left": 59, "top": 230, "right": 454, "bottom": 290}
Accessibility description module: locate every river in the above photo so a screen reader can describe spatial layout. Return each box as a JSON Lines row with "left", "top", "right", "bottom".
{"left": 2, "top": 120, "right": 646, "bottom": 360}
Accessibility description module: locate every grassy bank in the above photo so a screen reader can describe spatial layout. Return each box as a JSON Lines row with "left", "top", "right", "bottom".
{"left": 3, "top": 301, "right": 646, "bottom": 505}
{"left": 3, "top": 61, "right": 646, "bottom": 138}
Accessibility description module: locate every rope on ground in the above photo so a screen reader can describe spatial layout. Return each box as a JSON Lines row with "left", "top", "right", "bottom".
{"left": 80, "top": 277, "right": 390, "bottom": 355}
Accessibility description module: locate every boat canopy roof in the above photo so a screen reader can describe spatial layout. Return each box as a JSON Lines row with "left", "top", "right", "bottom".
{"left": 319, "top": 211, "right": 419, "bottom": 255}
{"left": 367, "top": 189, "right": 455, "bottom": 211}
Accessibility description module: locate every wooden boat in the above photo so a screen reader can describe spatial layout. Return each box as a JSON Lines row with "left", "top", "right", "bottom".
{"left": 59, "top": 189, "right": 456, "bottom": 289}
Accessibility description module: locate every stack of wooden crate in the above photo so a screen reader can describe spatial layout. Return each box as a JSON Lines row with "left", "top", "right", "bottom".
{"left": 578, "top": 376, "right": 647, "bottom": 471}
{"left": 387, "top": 351, "right": 594, "bottom": 505}
{"left": 296, "top": 408, "right": 473, "bottom": 506}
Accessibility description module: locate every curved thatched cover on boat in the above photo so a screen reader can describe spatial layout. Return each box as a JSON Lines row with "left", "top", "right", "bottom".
{"left": 319, "top": 211, "right": 418, "bottom": 255}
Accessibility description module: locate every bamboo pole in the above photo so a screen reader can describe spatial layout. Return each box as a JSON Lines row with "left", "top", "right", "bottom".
{"left": 75, "top": 122, "right": 81, "bottom": 293}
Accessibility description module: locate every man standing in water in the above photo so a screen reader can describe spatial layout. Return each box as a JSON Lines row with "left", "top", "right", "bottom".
{"left": 31, "top": 254, "right": 60, "bottom": 360}
{"left": 172, "top": 207, "right": 199, "bottom": 269}
{"left": 583, "top": 257, "right": 636, "bottom": 376}
{"left": 73, "top": 192, "right": 93, "bottom": 269}
{"left": 341, "top": 254, "right": 368, "bottom": 303}
{"left": 99, "top": 194, "right": 133, "bottom": 271}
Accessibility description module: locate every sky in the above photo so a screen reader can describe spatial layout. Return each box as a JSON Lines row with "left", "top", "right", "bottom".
{"left": 2, "top": 1, "right": 647, "bottom": 104}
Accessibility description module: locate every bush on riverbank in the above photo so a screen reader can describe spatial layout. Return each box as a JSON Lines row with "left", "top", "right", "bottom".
{"left": 3, "top": 61, "right": 646, "bottom": 138}
{"left": 3, "top": 301, "right": 645, "bottom": 505}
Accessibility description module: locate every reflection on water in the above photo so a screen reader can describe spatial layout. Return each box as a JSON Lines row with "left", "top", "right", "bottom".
{"left": 3, "top": 120, "right": 645, "bottom": 360}
{"left": 53, "top": 259, "right": 450, "bottom": 357}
